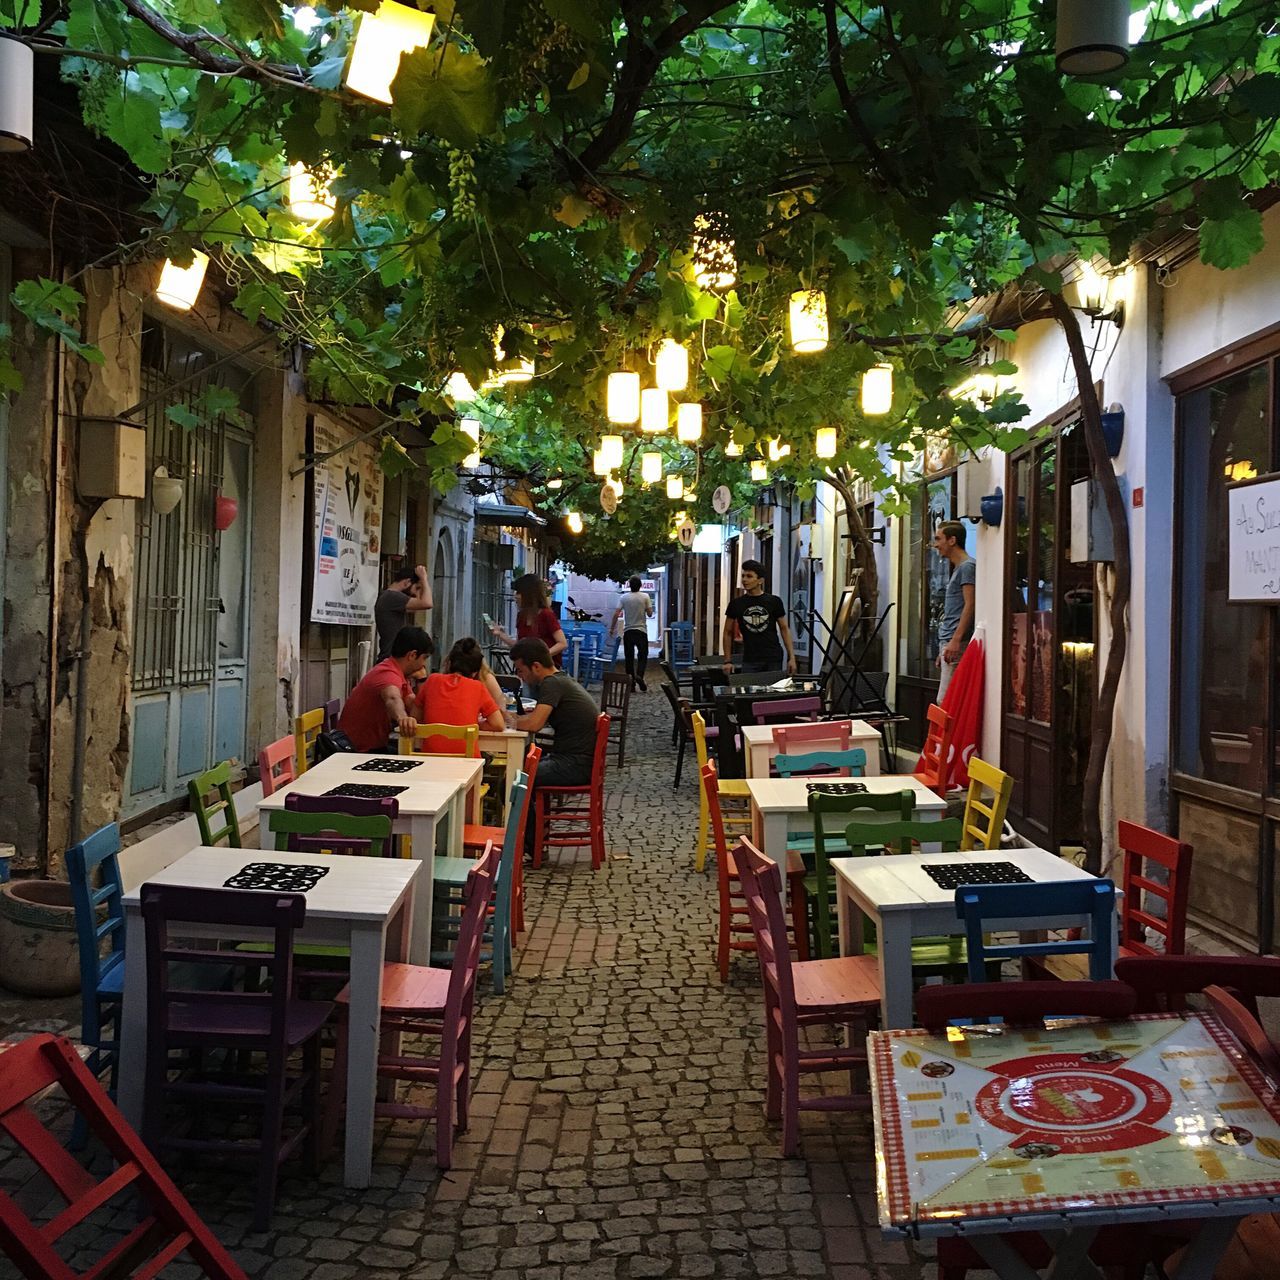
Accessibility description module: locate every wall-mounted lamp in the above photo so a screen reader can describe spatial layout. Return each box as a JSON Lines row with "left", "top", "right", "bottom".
{"left": 1056, "top": 0, "right": 1129, "bottom": 77}
{"left": 1076, "top": 261, "right": 1125, "bottom": 330}
{"left": 979, "top": 486, "right": 1003, "bottom": 528}
{"left": 151, "top": 466, "right": 184, "bottom": 515}
{"left": 0, "top": 35, "right": 34, "bottom": 153}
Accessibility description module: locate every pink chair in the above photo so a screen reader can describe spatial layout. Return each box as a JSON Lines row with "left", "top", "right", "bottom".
{"left": 750, "top": 695, "right": 822, "bottom": 726}
{"left": 733, "top": 837, "right": 881, "bottom": 1157}
{"left": 323, "top": 842, "right": 498, "bottom": 1169}
{"left": 772, "top": 719, "right": 852, "bottom": 757}
{"left": 257, "top": 735, "right": 296, "bottom": 797}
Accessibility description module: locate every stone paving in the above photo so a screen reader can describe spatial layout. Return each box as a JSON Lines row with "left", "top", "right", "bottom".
{"left": 0, "top": 685, "right": 938, "bottom": 1280}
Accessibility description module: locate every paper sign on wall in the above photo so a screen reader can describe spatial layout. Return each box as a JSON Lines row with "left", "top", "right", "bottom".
{"left": 1228, "top": 473, "right": 1280, "bottom": 603}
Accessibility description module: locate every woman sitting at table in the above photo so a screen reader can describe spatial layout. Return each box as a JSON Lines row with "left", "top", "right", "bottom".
{"left": 416, "top": 637, "right": 507, "bottom": 746}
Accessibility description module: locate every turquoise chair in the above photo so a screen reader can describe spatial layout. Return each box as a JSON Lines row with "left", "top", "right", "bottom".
{"left": 775, "top": 747, "right": 867, "bottom": 779}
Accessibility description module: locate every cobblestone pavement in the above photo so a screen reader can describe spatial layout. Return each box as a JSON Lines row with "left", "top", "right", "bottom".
{"left": 0, "top": 686, "right": 938, "bottom": 1280}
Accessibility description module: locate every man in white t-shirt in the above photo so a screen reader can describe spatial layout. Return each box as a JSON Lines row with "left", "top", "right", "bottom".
{"left": 610, "top": 576, "right": 654, "bottom": 691}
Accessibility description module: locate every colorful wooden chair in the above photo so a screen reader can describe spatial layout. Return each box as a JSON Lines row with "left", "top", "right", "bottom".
{"left": 1116, "top": 953, "right": 1280, "bottom": 1015}
{"left": 750, "top": 695, "right": 822, "bottom": 725}
{"left": 187, "top": 760, "right": 242, "bottom": 848}
{"left": 600, "top": 672, "right": 632, "bottom": 765}
{"left": 774, "top": 747, "right": 867, "bottom": 779}
{"left": 692, "top": 709, "right": 749, "bottom": 873}
{"left": 401, "top": 722, "right": 479, "bottom": 757}
{"left": 294, "top": 707, "right": 326, "bottom": 775}
{"left": 533, "top": 715, "right": 610, "bottom": 870}
{"left": 916, "top": 979, "right": 1136, "bottom": 1032}
{"left": 269, "top": 805, "right": 395, "bottom": 858}
{"left": 323, "top": 697, "right": 341, "bottom": 732}
{"left": 771, "top": 719, "right": 852, "bottom": 774}
{"left": 258, "top": 734, "right": 297, "bottom": 798}
{"left": 915, "top": 702, "right": 954, "bottom": 795}
{"left": 464, "top": 745, "right": 541, "bottom": 935}
{"left": 958, "top": 756, "right": 1013, "bottom": 850}
{"left": 1204, "top": 984, "right": 1280, "bottom": 1078}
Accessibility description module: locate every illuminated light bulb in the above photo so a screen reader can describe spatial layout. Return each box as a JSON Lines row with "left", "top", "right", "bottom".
{"left": 691, "top": 212, "right": 736, "bottom": 290}
{"left": 345, "top": 0, "right": 437, "bottom": 104}
{"left": 593, "top": 448, "right": 608, "bottom": 476}
{"left": 750, "top": 459, "right": 768, "bottom": 482}
{"left": 493, "top": 326, "right": 535, "bottom": 383}
{"left": 767, "top": 437, "right": 790, "bottom": 462}
{"left": 788, "top": 289, "right": 828, "bottom": 354}
{"left": 600, "top": 434, "right": 624, "bottom": 471}
{"left": 676, "top": 402, "right": 703, "bottom": 444}
{"left": 607, "top": 473, "right": 624, "bottom": 498}
{"left": 447, "top": 370, "right": 477, "bottom": 401}
{"left": 155, "top": 252, "right": 210, "bottom": 311}
{"left": 641, "top": 452, "right": 663, "bottom": 484}
{"left": 684, "top": 490, "right": 697, "bottom": 503}
{"left": 654, "top": 339, "right": 688, "bottom": 392}
{"left": 725, "top": 437, "right": 742, "bottom": 457}
{"left": 606, "top": 371, "right": 640, "bottom": 424}
{"left": 566, "top": 511, "right": 583, "bottom": 534}
{"left": 666, "top": 475, "right": 684, "bottom": 500}
{"left": 459, "top": 417, "right": 481, "bottom": 469}
{"left": 640, "top": 387, "right": 668, "bottom": 433}
{"left": 815, "top": 426, "right": 837, "bottom": 459}
{"left": 546, "top": 478, "right": 563, "bottom": 490}
{"left": 862, "top": 364, "right": 893, "bottom": 415}
{"left": 288, "top": 162, "right": 337, "bottom": 222}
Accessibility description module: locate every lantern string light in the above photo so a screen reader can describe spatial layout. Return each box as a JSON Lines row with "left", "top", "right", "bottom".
{"left": 691, "top": 212, "right": 736, "bottom": 290}
{"left": 345, "top": 0, "right": 437, "bottom": 104}
{"left": 750, "top": 458, "right": 768, "bottom": 482}
{"left": 640, "top": 387, "right": 669, "bottom": 433}
{"left": 155, "top": 251, "right": 210, "bottom": 311}
{"left": 566, "top": 510, "right": 583, "bottom": 533}
{"left": 862, "top": 364, "right": 893, "bottom": 415}
{"left": 641, "top": 452, "right": 663, "bottom": 484}
{"left": 592, "top": 448, "right": 608, "bottom": 476}
{"left": 815, "top": 426, "right": 838, "bottom": 459}
{"left": 606, "top": 371, "right": 641, "bottom": 424}
{"left": 666, "top": 475, "right": 684, "bottom": 500}
{"left": 288, "top": 162, "right": 337, "bottom": 223}
{"left": 600, "top": 434, "right": 624, "bottom": 470}
{"left": 654, "top": 339, "right": 689, "bottom": 392}
{"left": 676, "top": 402, "right": 703, "bottom": 444}
{"left": 460, "top": 417, "right": 481, "bottom": 469}
{"left": 788, "top": 289, "right": 829, "bottom": 354}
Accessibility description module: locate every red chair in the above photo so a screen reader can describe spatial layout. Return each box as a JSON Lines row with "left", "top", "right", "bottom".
{"left": 733, "top": 838, "right": 881, "bottom": 1158}
{"left": 533, "top": 714, "right": 610, "bottom": 870}
{"left": 323, "top": 842, "right": 498, "bottom": 1169}
{"left": 0, "top": 1034, "right": 248, "bottom": 1280}
{"left": 464, "top": 745, "right": 541, "bottom": 935}
{"left": 703, "top": 763, "right": 808, "bottom": 980}
{"left": 915, "top": 702, "right": 953, "bottom": 795}
{"left": 257, "top": 735, "right": 296, "bottom": 797}
{"left": 1116, "top": 953, "right": 1280, "bottom": 1016}
{"left": 915, "top": 980, "right": 1137, "bottom": 1032}
{"left": 1205, "top": 984, "right": 1280, "bottom": 1079}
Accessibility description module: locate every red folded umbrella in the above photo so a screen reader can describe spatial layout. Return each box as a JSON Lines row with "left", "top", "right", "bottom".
{"left": 939, "top": 635, "right": 984, "bottom": 790}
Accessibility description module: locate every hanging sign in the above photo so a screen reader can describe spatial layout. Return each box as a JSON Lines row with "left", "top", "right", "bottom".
{"left": 1228, "top": 472, "right": 1280, "bottom": 603}
{"left": 677, "top": 517, "right": 697, "bottom": 549}
{"left": 600, "top": 482, "right": 619, "bottom": 515}
{"left": 310, "top": 414, "right": 385, "bottom": 625}
{"left": 712, "top": 484, "right": 732, "bottom": 515}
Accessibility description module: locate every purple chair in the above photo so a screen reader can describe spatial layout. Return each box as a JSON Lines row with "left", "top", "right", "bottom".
{"left": 750, "top": 695, "right": 823, "bottom": 726}
{"left": 280, "top": 794, "right": 399, "bottom": 856}
{"left": 323, "top": 698, "right": 341, "bottom": 732}
{"left": 139, "top": 884, "right": 331, "bottom": 1232}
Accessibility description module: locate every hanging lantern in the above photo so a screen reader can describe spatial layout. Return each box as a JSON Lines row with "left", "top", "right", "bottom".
{"left": 640, "top": 387, "right": 669, "bottom": 433}
{"left": 750, "top": 459, "right": 768, "bottom": 482}
{"left": 691, "top": 212, "right": 736, "bottom": 290}
{"left": 815, "top": 427, "right": 838, "bottom": 459}
{"left": 345, "top": 0, "right": 437, "bottom": 104}
{"left": 725, "top": 437, "right": 742, "bottom": 457}
{"left": 0, "top": 35, "right": 34, "bottom": 153}
{"left": 155, "top": 252, "right": 210, "bottom": 311}
{"left": 460, "top": 417, "right": 481, "bottom": 469}
{"left": 1055, "top": 0, "right": 1129, "bottom": 77}
{"left": 151, "top": 466, "right": 184, "bottom": 515}
{"left": 592, "top": 448, "right": 608, "bottom": 476}
{"left": 607, "top": 472, "right": 624, "bottom": 498}
{"left": 546, "top": 478, "right": 563, "bottom": 490}
{"left": 606, "top": 371, "right": 641, "bottom": 424}
{"left": 600, "top": 434, "right": 624, "bottom": 470}
{"left": 788, "top": 290, "right": 829, "bottom": 354}
{"left": 446, "top": 370, "right": 478, "bottom": 401}
{"left": 494, "top": 327, "right": 535, "bottom": 384}
{"left": 641, "top": 452, "right": 663, "bottom": 484}
{"left": 288, "top": 162, "right": 337, "bottom": 223}
{"left": 767, "top": 437, "right": 790, "bottom": 463}
{"left": 654, "top": 339, "right": 689, "bottom": 392}
{"left": 862, "top": 364, "right": 893, "bottom": 415}
{"left": 566, "top": 511, "right": 583, "bottom": 534}
{"left": 676, "top": 403, "right": 703, "bottom": 444}
{"left": 666, "top": 475, "right": 684, "bottom": 500}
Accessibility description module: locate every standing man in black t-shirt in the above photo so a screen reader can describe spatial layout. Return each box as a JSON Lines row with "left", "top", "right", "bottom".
{"left": 722, "top": 559, "right": 798, "bottom": 676}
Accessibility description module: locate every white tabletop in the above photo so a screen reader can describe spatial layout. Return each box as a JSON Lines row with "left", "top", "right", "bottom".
{"left": 257, "top": 753, "right": 482, "bottom": 816}
{"left": 122, "top": 846, "right": 420, "bottom": 922}
{"left": 746, "top": 773, "right": 947, "bottom": 815}
{"left": 477, "top": 728, "right": 529, "bottom": 748}
{"left": 741, "top": 719, "right": 880, "bottom": 746}
{"left": 831, "top": 845, "right": 1098, "bottom": 915}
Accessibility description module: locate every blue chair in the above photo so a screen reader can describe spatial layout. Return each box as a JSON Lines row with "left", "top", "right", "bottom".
{"left": 65, "top": 823, "right": 126, "bottom": 1148}
{"left": 668, "top": 621, "right": 695, "bottom": 672}
{"left": 775, "top": 748, "right": 867, "bottom": 779}
{"left": 583, "top": 634, "right": 621, "bottom": 686}
{"left": 432, "top": 773, "right": 528, "bottom": 994}
{"left": 954, "top": 879, "right": 1118, "bottom": 984}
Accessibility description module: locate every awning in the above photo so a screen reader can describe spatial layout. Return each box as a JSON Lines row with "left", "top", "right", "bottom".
{"left": 473, "top": 503, "right": 545, "bottom": 530}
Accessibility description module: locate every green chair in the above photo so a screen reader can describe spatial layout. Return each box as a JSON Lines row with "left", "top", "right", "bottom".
{"left": 267, "top": 808, "right": 394, "bottom": 858}
{"left": 187, "top": 761, "right": 242, "bottom": 848}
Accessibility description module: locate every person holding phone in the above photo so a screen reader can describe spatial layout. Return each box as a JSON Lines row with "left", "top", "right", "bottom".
{"left": 489, "top": 574, "right": 568, "bottom": 666}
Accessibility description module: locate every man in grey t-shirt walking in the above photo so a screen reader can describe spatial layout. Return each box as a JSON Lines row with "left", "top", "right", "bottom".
{"left": 609, "top": 576, "right": 654, "bottom": 692}
{"left": 933, "top": 521, "right": 975, "bottom": 702}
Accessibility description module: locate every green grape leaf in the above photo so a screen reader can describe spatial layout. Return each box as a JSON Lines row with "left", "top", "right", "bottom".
{"left": 391, "top": 45, "right": 499, "bottom": 149}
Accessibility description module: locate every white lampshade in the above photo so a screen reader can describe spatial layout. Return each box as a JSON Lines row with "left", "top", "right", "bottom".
{"left": 288, "top": 162, "right": 336, "bottom": 222}
{"left": 676, "top": 403, "right": 703, "bottom": 444}
{"left": 815, "top": 427, "right": 837, "bottom": 459}
{"left": 606, "top": 371, "right": 640, "bottom": 424}
{"left": 460, "top": 417, "right": 481, "bottom": 469}
{"left": 862, "top": 364, "right": 893, "bottom": 416}
{"left": 666, "top": 475, "right": 684, "bottom": 500}
{"left": 641, "top": 452, "right": 663, "bottom": 484}
{"left": 1055, "top": 0, "right": 1128, "bottom": 76}
{"left": 767, "top": 437, "right": 790, "bottom": 462}
{"left": 496, "top": 357, "right": 534, "bottom": 384}
{"left": 750, "top": 459, "right": 768, "bottom": 482}
{"left": 607, "top": 472, "right": 624, "bottom": 498}
{"left": 566, "top": 511, "right": 583, "bottom": 534}
{"left": 691, "top": 212, "right": 736, "bottom": 290}
{"left": 788, "top": 290, "right": 828, "bottom": 354}
{"left": 546, "top": 478, "right": 563, "bottom": 490}
{"left": 345, "top": 0, "right": 437, "bottom": 104}
{"left": 725, "top": 437, "right": 742, "bottom": 457}
{"left": 654, "top": 339, "right": 688, "bottom": 392}
{"left": 640, "top": 387, "right": 669, "bottom": 433}
{"left": 447, "top": 370, "right": 477, "bottom": 401}
{"left": 600, "top": 434, "right": 624, "bottom": 470}
{"left": 0, "top": 35, "right": 34, "bottom": 153}
{"left": 592, "top": 448, "right": 608, "bottom": 476}
{"left": 155, "top": 252, "right": 210, "bottom": 311}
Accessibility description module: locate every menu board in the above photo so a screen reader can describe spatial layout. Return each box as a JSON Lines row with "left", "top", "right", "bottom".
{"left": 1228, "top": 473, "right": 1280, "bottom": 603}
{"left": 872, "top": 1012, "right": 1280, "bottom": 1235}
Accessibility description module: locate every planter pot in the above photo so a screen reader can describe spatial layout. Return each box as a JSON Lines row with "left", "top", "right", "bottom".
{"left": 0, "top": 879, "right": 81, "bottom": 996}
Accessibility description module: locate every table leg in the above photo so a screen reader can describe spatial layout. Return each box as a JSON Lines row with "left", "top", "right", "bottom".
{"left": 117, "top": 910, "right": 148, "bottom": 1128}
{"left": 759, "top": 811, "right": 788, "bottom": 865}
{"left": 970, "top": 1234, "right": 1055, "bottom": 1280}
{"left": 836, "top": 881, "right": 869, "bottom": 958}
{"left": 343, "top": 921, "right": 386, "bottom": 1189}
{"left": 917, "top": 807, "right": 943, "bottom": 854}
{"left": 1168, "top": 1215, "right": 1245, "bottom": 1280}
{"left": 877, "top": 913, "right": 915, "bottom": 1030}
{"left": 407, "top": 814, "right": 436, "bottom": 964}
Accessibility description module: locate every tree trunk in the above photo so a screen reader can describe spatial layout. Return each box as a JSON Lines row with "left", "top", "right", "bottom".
{"left": 1046, "top": 292, "right": 1132, "bottom": 875}
{"left": 824, "top": 465, "right": 880, "bottom": 620}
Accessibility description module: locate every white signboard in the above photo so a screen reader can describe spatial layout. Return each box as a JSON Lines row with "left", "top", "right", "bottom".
{"left": 310, "top": 415, "right": 385, "bottom": 625}
{"left": 1229, "top": 473, "right": 1280, "bottom": 603}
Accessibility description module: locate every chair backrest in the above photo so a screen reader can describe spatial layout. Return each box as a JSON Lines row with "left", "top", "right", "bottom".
{"left": 807, "top": 788, "right": 916, "bottom": 857}
{"left": 1115, "top": 954, "right": 1280, "bottom": 1016}
{"left": 294, "top": 707, "right": 326, "bottom": 775}
{"left": 492, "top": 775, "right": 528, "bottom": 940}
{"left": 1117, "top": 820, "right": 1193, "bottom": 957}
{"left": 730, "top": 670, "right": 787, "bottom": 688}
{"left": 772, "top": 719, "right": 853, "bottom": 758}
{"left": 270, "top": 807, "right": 395, "bottom": 858}
{"left": 590, "top": 714, "right": 611, "bottom": 786}
{"left": 841, "top": 815, "right": 964, "bottom": 858}
{"left": 1204, "top": 984, "right": 1280, "bottom": 1079}
{"left": 601, "top": 672, "right": 631, "bottom": 716}
{"left": 444, "top": 843, "right": 500, "bottom": 1038}
{"left": 661, "top": 682, "right": 691, "bottom": 737}
{"left": 916, "top": 980, "right": 1137, "bottom": 1032}
{"left": 691, "top": 709, "right": 714, "bottom": 769}
{"left": 955, "top": 879, "right": 1118, "bottom": 983}
{"left": 0, "top": 1035, "right": 250, "bottom": 1280}
{"left": 323, "top": 698, "right": 341, "bottom": 732}
{"left": 64, "top": 823, "right": 125, "bottom": 992}
{"left": 403, "top": 722, "right": 479, "bottom": 757}
{"left": 917, "top": 703, "right": 954, "bottom": 794}
{"left": 516, "top": 745, "right": 542, "bottom": 841}
{"left": 775, "top": 747, "right": 867, "bottom": 779}
{"left": 702, "top": 763, "right": 733, "bottom": 899}
{"left": 187, "top": 761, "right": 242, "bottom": 848}
{"left": 495, "top": 673, "right": 522, "bottom": 696}
{"left": 668, "top": 621, "right": 695, "bottom": 668}
{"left": 959, "top": 756, "right": 1014, "bottom": 851}
{"left": 731, "top": 838, "right": 798, "bottom": 1031}
{"left": 258, "top": 735, "right": 297, "bottom": 798}
{"left": 751, "top": 695, "right": 822, "bottom": 724}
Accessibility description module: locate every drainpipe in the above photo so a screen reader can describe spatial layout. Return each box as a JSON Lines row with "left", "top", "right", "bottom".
{"left": 67, "top": 597, "right": 91, "bottom": 845}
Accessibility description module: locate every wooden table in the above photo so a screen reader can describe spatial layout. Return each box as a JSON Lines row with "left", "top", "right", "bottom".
{"left": 742, "top": 718, "right": 883, "bottom": 777}
{"left": 258, "top": 752, "right": 481, "bottom": 961}
{"left": 477, "top": 728, "right": 529, "bottom": 820}
{"left": 834, "top": 845, "right": 1110, "bottom": 1029}
{"left": 117, "top": 848, "right": 417, "bottom": 1189}
{"left": 871, "top": 1009, "right": 1280, "bottom": 1278}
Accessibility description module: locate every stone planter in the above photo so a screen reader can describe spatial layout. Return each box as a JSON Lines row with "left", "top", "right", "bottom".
{"left": 0, "top": 879, "right": 81, "bottom": 996}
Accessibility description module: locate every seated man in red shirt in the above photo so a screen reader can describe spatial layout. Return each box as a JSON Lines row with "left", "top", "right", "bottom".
{"left": 337, "top": 626, "right": 433, "bottom": 752}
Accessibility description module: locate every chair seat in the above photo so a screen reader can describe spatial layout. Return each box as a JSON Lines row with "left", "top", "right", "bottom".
{"left": 96, "top": 961, "right": 126, "bottom": 997}
{"left": 1038, "top": 943, "right": 1138, "bottom": 983}
{"left": 432, "top": 856, "right": 476, "bottom": 887}
{"left": 462, "top": 822, "right": 504, "bottom": 848}
{"left": 168, "top": 999, "right": 332, "bottom": 1048}
{"left": 792, "top": 954, "right": 881, "bottom": 1010}
{"left": 336, "top": 961, "right": 449, "bottom": 1014}
{"left": 716, "top": 779, "right": 751, "bottom": 799}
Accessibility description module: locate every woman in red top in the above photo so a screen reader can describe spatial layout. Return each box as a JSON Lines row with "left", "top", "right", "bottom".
{"left": 416, "top": 637, "right": 506, "bottom": 752}
{"left": 490, "top": 574, "right": 567, "bottom": 667}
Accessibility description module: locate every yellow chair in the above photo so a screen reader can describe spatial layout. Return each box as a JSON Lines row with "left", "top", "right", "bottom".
{"left": 959, "top": 757, "right": 1014, "bottom": 851}
{"left": 692, "top": 711, "right": 751, "bottom": 874}
{"left": 294, "top": 707, "right": 325, "bottom": 775}
{"left": 400, "top": 723, "right": 479, "bottom": 757}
